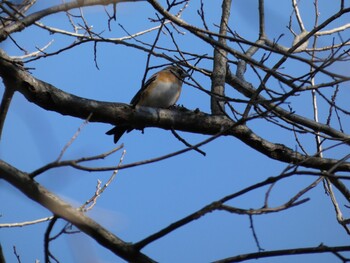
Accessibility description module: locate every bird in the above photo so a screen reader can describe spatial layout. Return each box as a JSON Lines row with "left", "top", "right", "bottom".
{"left": 106, "top": 65, "right": 188, "bottom": 143}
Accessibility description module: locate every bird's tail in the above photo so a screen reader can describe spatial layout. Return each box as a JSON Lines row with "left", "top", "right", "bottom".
{"left": 106, "top": 126, "right": 127, "bottom": 144}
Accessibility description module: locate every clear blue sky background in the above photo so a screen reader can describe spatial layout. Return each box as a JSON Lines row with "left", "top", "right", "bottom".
{"left": 1, "top": 1, "right": 350, "bottom": 262}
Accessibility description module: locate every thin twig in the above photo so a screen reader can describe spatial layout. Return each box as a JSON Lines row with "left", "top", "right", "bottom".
{"left": 81, "top": 150, "right": 127, "bottom": 212}
{"left": 170, "top": 128, "right": 206, "bottom": 156}
{"left": 249, "top": 215, "right": 264, "bottom": 252}
{"left": 30, "top": 145, "right": 124, "bottom": 177}
{"left": 56, "top": 113, "right": 93, "bottom": 162}
{"left": 0, "top": 216, "right": 54, "bottom": 228}
{"left": 292, "top": 0, "right": 306, "bottom": 31}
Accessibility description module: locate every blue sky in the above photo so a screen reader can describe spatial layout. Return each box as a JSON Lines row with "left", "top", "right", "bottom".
{"left": 1, "top": 1, "right": 350, "bottom": 262}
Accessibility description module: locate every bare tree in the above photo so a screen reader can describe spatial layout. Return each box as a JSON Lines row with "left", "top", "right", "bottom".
{"left": 1, "top": 0, "right": 350, "bottom": 262}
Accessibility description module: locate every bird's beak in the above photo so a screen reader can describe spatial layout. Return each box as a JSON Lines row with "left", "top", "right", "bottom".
{"left": 183, "top": 70, "right": 190, "bottom": 79}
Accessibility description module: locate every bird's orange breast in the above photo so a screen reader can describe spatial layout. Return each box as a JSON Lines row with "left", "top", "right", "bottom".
{"left": 156, "top": 70, "right": 181, "bottom": 85}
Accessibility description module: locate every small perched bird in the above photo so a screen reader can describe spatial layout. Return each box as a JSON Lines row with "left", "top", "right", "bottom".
{"left": 106, "top": 65, "right": 187, "bottom": 143}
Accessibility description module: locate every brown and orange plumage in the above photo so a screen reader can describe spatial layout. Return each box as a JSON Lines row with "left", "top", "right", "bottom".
{"left": 106, "top": 66, "right": 187, "bottom": 143}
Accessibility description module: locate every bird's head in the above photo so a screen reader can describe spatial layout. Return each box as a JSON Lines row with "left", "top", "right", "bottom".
{"left": 166, "top": 65, "right": 189, "bottom": 80}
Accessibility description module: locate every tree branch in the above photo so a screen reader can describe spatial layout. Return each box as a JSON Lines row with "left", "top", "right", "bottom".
{"left": 1, "top": 49, "right": 350, "bottom": 172}
{"left": 0, "top": 159, "right": 155, "bottom": 263}
{"left": 225, "top": 70, "right": 350, "bottom": 143}
{"left": 210, "top": 0, "right": 231, "bottom": 114}
{"left": 0, "top": 0, "right": 144, "bottom": 42}
{"left": 213, "top": 244, "right": 350, "bottom": 263}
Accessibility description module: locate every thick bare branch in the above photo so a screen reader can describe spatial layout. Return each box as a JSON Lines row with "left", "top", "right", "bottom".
{"left": 2, "top": 1, "right": 350, "bottom": 261}
{"left": 1, "top": 49, "right": 350, "bottom": 171}
{"left": 210, "top": 0, "right": 231, "bottom": 114}
{"left": 0, "top": 160, "right": 155, "bottom": 263}
{"left": 0, "top": 84, "right": 14, "bottom": 141}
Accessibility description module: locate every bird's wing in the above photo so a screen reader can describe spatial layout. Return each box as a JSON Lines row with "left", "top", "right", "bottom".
{"left": 130, "top": 73, "right": 158, "bottom": 106}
